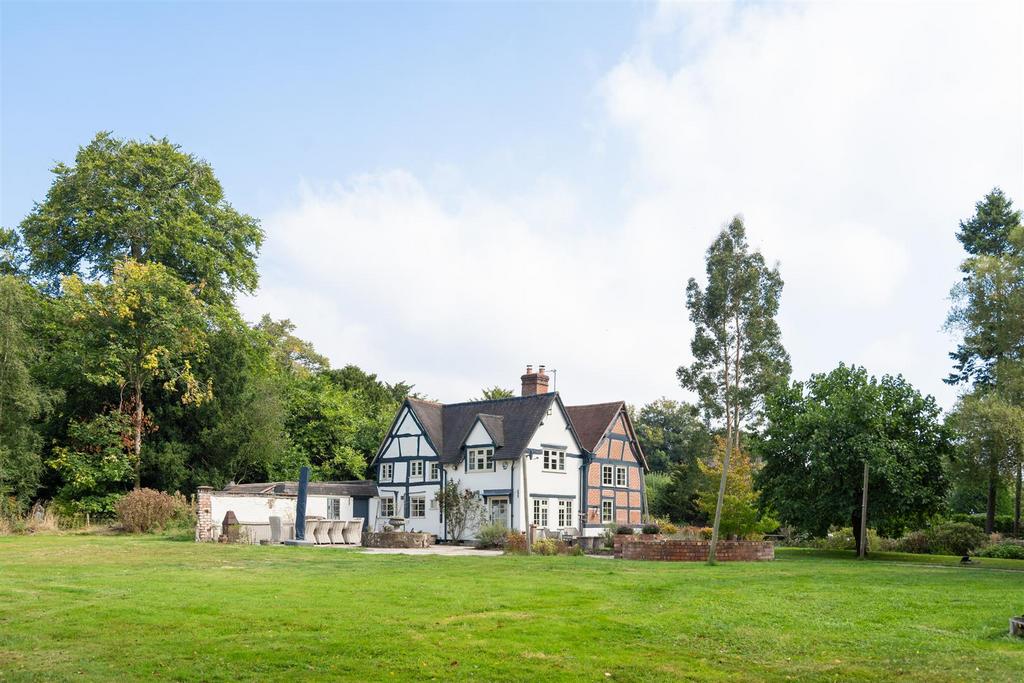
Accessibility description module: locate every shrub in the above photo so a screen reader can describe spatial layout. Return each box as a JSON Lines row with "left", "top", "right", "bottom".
{"left": 927, "top": 522, "right": 989, "bottom": 556}
{"left": 948, "top": 513, "right": 1016, "bottom": 535}
{"left": 653, "top": 518, "right": 679, "bottom": 535}
{"left": 699, "top": 527, "right": 713, "bottom": 540}
{"left": 615, "top": 525, "right": 634, "bottom": 535}
{"left": 641, "top": 523, "right": 661, "bottom": 535}
{"left": 974, "top": 541, "right": 1024, "bottom": 560}
{"left": 895, "top": 530, "right": 931, "bottom": 554}
{"left": 475, "top": 522, "right": 508, "bottom": 549}
{"left": 504, "top": 531, "right": 528, "bottom": 554}
{"left": 532, "top": 538, "right": 558, "bottom": 555}
{"left": 602, "top": 524, "right": 617, "bottom": 548}
{"left": 115, "top": 488, "right": 179, "bottom": 533}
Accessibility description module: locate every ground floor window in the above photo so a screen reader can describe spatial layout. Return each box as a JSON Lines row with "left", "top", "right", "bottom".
{"left": 380, "top": 497, "right": 396, "bottom": 518}
{"left": 601, "top": 500, "right": 613, "bottom": 523}
{"left": 558, "top": 499, "right": 573, "bottom": 528}
{"left": 327, "top": 498, "right": 341, "bottom": 520}
{"left": 410, "top": 495, "right": 426, "bottom": 518}
{"left": 533, "top": 498, "right": 548, "bottom": 527}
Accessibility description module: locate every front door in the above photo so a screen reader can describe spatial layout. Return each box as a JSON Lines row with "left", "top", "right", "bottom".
{"left": 488, "top": 497, "right": 509, "bottom": 527}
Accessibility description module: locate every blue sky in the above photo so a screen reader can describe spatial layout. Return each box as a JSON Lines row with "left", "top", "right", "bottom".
{"left": 3, "top": 1, "right": 1023, "bottom": 411}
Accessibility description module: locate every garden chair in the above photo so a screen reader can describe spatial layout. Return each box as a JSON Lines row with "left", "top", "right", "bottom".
{"left": 343, "top": 518, "right": 364, "bottom": 544}
{"left": 327, "top": 520, "right": 344, "bottom": 544}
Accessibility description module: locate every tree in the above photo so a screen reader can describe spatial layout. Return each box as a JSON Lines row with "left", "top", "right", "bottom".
{"left": 678, "top": 216, "right": 790, "bottom": 562}
{"left": 46, "top": 412, "right": 135, "bottom": 514}
{"left": 696, "top": 437, "right": 776, "bottom": 539}
{"left": 60, "top": 260, "right": 212, "bottom": 487}
{"left": 434, "top": 481, "right": 486, "bottom": 542}
{"left": 255, "top": 315, "right": 330, "bottom": 377}
{"left": 1, "top": 228, "right": 29, "bottom": 276}
{"left": 946, "top": 391, "right": 1024, "bottom": 533}
{"left": 20, "top": 132, "right": 263, "bottom": 304}
{"left": 757, "top": 365, "right": 951, "bottom": 554}
{"left": 632, "top": 398, "right": 713, "bottom": 472}
{"left": 474, "top": 386, "right": 515, "bottom": 401}
{"left": 0, "top": 276, "right": 54, "bottom": 508}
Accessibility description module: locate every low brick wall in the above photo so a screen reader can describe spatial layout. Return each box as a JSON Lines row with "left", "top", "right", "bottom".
{"left": 362, "top": 531, "right": 433, "bottom": 549}
{"left": 617, "top": 538, "right": 774, "bottom": 562}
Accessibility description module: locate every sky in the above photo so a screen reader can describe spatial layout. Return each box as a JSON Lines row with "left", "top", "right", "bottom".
{"left": 3, "top": 1, "right": 1023, "bottom": 411}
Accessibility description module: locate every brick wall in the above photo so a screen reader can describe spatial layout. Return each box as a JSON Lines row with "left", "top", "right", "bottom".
{"left": 613, "top": 536, "right": 774, "bottom": 562}
{"left": 195, "top": 486, "right": 214, "bottom": 542}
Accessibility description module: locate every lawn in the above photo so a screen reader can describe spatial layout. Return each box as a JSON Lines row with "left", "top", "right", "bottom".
{"left": 1, "top": 535, "right": 1022, "bottom": 682}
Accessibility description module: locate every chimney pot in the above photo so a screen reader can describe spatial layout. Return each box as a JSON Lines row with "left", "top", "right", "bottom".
{"left": 521, "top": 363, "right": 551, "bottom": 397}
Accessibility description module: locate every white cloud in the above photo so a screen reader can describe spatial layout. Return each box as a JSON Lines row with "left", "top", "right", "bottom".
{"left": 243, "top": 1, "right": 1023, "bottom": 410}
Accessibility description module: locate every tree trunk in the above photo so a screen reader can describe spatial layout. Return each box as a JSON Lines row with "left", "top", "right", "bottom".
{"left": 859, "top": 461, "right": 869, "bottom": 558}
{"left": 851, "top": 508, "right": 863, "bottom": 556}
{"left": 1014, "top": 460, "right": 1021, "bottom": 536}
{"left": 708, "top": 350, "right": 731, "bottom": 565}
{"left": 986, "top": 454, "right": 998, "bottom": 534}
{"left": 133, "top": 379, "right": 143, "bottom": 489}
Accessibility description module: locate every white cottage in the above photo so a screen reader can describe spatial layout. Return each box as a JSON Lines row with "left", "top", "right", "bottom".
{"left": 372, "top": 365, "right": 649, "bottom": 540}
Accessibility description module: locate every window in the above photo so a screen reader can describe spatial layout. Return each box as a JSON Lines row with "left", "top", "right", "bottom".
{"left": 467, "top": 448, "right": 494, "bottom": 471}
{"left": 601, "top": 500, "right": 613, "bottom": 523}
{"left": 601, "top": 465, "right": 613, "bottom": 486}
{"left": 543, "top": 449, "right": 566, "bottom": 472}
{"left": 327, "top": 498, "right": 341, "bottom": 520}
{"left": 558, "top": 499, "right": 573, "bottom": 528}
{"left": 380, "top": 497, "right": 395, "bottom": 518}
{"left": 532, "top": 498, "right": 548, "bottom": 527}
{"left": 380, "top": 463, "right": 394, "bottom": 481}
{"left": 410, "top": 496, "right": 426, "bottom": 518}
{"left": 615, "top": 466, "right": 627, "bottom": 488}
{"left": 410, "top": 460, "right": 424, "bottom": 478}
{"left": 429, "top": 463, "right": 440, "bottom": 480}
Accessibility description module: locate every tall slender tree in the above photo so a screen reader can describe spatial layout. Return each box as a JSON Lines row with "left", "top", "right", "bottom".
{"left": 678, "top": 216, "right": 790, "bottom": 563}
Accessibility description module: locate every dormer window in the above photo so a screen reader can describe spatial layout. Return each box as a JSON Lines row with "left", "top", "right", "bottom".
{"left": 467, "top": 448, "right": 494, "bottom": 471}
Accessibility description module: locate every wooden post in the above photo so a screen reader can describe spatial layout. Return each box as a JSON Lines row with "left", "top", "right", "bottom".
{"left": 859, "top": 460, "right": 869, "bottom": 559}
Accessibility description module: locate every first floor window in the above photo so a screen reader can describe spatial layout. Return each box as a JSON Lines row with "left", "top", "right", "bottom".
{"left": 468, "top": 448, "right": 494, "bottom": 471}
{"left": 601, "top": 464, "right": 613, "bottom": 486}
{"left": 543, "top": 449, "right": 566, "bottom": 472}
{"left": 615, "top": 466, "right": 628, "bottom": 488}
{"left": 558, "top": 499, "right": 573, "bottom": 528}
{"left": 410, "top": 496, "right": 426, "bottom": 518}
{"left": 327, "top": 498, "right": 341, "bottom": 520}
{"left": 429, "top": 463, "right": 440, "bottom": 480}
{"left": 410, "top": 460, "right": 424, "bottom": 478}
{"left": 380, "top": 463, "right": 394, "bottom": 481}
{"left": 532, "top": 498, "right": 548, "bottom": 527}
{"left": 380, "top": 497, "right": 396, "bottom": 518}
{"left": 601, "top": 500, "right": 613, "bottom": 523}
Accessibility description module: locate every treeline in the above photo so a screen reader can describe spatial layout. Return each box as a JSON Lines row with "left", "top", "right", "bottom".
{"left": 0, "top": 133, "right": 407, "bottom": 517}
{"left": 633, "top": 191, "right": 1024, "bottom": 552}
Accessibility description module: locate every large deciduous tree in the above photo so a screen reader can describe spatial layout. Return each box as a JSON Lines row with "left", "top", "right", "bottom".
{"left": 20, "top": 132, "right": 263, "bottom": 304}
{"left": 60, "top": 260, "right": 212, "bottom": 487}
{"left": 678, "top": 216, "right": 790, "bottom": 563}
{"left": 757, "top": 365, "right": 950, "bottom": 554}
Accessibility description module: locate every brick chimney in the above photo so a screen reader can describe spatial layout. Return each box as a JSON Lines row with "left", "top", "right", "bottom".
{"left": 521, "top": 364, "right": 550, "bottom": 396}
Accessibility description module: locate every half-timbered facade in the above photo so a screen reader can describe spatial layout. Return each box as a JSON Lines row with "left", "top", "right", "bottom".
{"left": 372, "top": 366, "right": 649, "bottom": 540}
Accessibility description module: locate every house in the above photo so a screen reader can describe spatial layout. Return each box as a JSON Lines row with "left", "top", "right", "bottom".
{"left": 372, "top": 365, "right": 649, "bottom": 539}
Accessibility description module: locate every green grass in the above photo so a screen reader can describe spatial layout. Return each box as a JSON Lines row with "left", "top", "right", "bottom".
{"left": 1, "top": 536, "right": 1022, "bottom": 682}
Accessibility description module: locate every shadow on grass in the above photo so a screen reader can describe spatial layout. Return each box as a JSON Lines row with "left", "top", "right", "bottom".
{"left": 777, "top": 546, "right": 1024, "bottom": 571}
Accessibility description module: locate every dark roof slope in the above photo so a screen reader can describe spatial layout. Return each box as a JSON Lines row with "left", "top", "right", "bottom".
{"left": 437, "top": 393, "right": 556, "bottom": 463}
{"left": 221, "top": 481, "right": 378, "bottom": 497}
{"left": 565, "top": 402, "right": 624, "bottom": 451}
{"left": 406, "top": 397, "right": 443, "bottom": 452}
{"left": 476, "top": 414, "right": 505, "bottom": 447}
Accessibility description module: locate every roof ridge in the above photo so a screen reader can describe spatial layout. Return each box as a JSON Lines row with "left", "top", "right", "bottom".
{"left": 442, "top": 392, "right": 556, "bottom": 408}
{"left": 566, "top": 400, "right": 624, "bottom": 409}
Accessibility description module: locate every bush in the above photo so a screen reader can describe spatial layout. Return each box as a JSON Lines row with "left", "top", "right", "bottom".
{"left": 927, "top": 522, "right": 989, "bottom": 556}
{"left": 641, "top": 523, "right": 661, "bottom": 535}
{"left": 653, "top": 518, "right": 679, "bottom": 535}
{"left": 475, "top": 522, "right": 508, "bottom": 549}
{"left": 504, "top": 531, "right": 528, "bottom": 554}
{"left": 115, "top": 488, "right": 179, "bottom": 533}
{"left": 894, "top": 530, "right": 931, "bottom": 554}
{"left": 974, "top": 540, "right": 1024, "bottom": 560}
{"left": 602, "top": 524, "right": 617, "bottom": 548}
{"left": 532, "top": 538, "right": 558, "bottom": 555}
{"left": 948, "top": 513, "right": 1016, "bottom": 535}
{"left": 699, "top": 527, "right": 713, "bottom": 540}
{"left": 615, "top": 525, "right": 634, "bottom": 535}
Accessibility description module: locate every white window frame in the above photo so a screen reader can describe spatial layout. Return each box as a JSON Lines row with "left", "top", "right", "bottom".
{"left": 558, "top": 499, "right": 573, "bottom": 528}
{"left": 429, "top": 463, "right": 440, "bottom": 480}
{"left": 615, "top": 466, "right": 628, "bottom": 488}
{"left": 327, "top": 498, "right": 341, "bottom": 520}
{"left": 380, "top": 497, "right": 396, "bottom": 518}
{"left": 601, "top": 464, "right": 613, "bottom": 486}
{"left": 380, "top": 463, "right": 394, "bottom": 482}
{"left": 467, "top": 448, "right": 494, "bottom": 471}
{"left": 532, "top": 498, "right": 548, "bottom": 527}
{"left": 542, "top": 449, "right": 566, "bottom": 472}
{"left": 601, "top": 500, "right": 613, "bottom": 523}
{"left": 410, "top": 495, "right": 426, "bottom": 518}
{"left": 410, "top": 460, "right": 424, "bottom": 478}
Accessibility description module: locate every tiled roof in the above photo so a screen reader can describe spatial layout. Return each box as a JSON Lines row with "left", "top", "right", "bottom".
{"left": 564, "top": 402, "right": 624, "bottom": 451}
